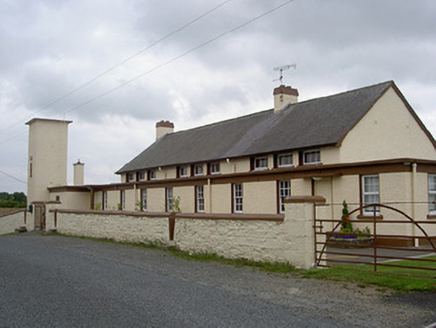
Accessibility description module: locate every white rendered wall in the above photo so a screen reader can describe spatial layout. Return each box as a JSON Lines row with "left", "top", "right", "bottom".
{"left": 27, "top": 119, "right": 71, "bottom": 205}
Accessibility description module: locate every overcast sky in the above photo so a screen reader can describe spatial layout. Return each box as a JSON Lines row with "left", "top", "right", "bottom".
{"left": 1, "top": 0, "right": 435, "bottom": 193}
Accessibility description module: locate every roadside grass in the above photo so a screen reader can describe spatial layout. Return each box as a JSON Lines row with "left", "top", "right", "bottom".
{"left": 167, "top": 248, "right": 296, "bottom": 274}
{"left": 303, "top": 256, "right": 436, "bottom": 292}
{"left": 44, "top": 233, "right": 435, "bottom": 292}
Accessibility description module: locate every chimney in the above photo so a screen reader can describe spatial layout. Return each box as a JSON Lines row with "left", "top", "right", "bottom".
{"left": 156, "top": 120, "right": 174, "bottom": 140}
{"left": 273, "top": 85, "right": 299, "bottom": 112}
{"left": 73, "top": 160, "right": 84, "bottom": 186}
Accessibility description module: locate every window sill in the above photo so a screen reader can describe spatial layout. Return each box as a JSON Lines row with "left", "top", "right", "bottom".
{"left": 427, "top": 214, "right": 436, "bottom": 219}
{"left": 357, "top": 214, "right": 383, "bottom": 220}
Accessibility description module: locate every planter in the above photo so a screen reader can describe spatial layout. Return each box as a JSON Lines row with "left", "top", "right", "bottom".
{"left": 326, "top": 235, "right": 374, "bottom": 248}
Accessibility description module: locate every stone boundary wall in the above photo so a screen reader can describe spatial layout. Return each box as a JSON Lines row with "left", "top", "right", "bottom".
{"left": 51, "top": 210, "right": 170, "bottom": 245}
{"left": 0, "top": 210, "right": 26, "bottom": 235}
{"left": 50, "top": 203, "right": 322, "bottom": 269}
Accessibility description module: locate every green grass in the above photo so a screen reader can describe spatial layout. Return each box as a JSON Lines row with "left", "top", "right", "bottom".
{"left": 303, "top": 257, "right": 436, "bottom": 292}
{"left": 167, "top": 248, "right": 296, "bottom": 274}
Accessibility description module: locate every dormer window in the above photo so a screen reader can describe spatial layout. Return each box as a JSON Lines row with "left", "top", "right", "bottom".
{"left": 254, "top": 157, "right": 268, "bottom": 171}
{"left": 278, "top": 154, "right": 293, "bottom": 167}
{"left": 210, "top": 162, "right": 220, "bottom": 175}
{"left": 303, "top": 150, "right": 321, "bottom": 165}
{"left": 194, "top": 164, "right": 203, "bottom": 176}
{"left": 148, "top": 169, "right": 156, "bottom": 180}
{"left": 178, "top": 166, "right": 189, "bottom": 178}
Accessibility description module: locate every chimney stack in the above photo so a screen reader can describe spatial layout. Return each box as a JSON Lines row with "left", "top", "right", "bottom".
{"left": 73, "top": 160, "right": 84, "bottom": 186}
{"left": 156, "top": 120, "right": 174, "bottom": 140}
{"left": 273, "top": 85, "right": 299, "bottom": 112}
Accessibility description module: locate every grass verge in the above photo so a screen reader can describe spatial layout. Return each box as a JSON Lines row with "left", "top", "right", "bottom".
{"left": 303, "top": 257, "right": 436, "bottom": 292}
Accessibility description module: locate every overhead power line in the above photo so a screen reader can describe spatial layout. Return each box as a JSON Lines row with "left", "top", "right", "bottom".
{"left": 0, "top": 169, "right": 26, "bottom": 184}
{"left": 0, "top": 0, "right": 296, "bottom": 147}
{"left": 0, "top": 0, "right": 232, "bottom": 136}
{"left": 64, "top": 0, "right": 296, "bottom": 116}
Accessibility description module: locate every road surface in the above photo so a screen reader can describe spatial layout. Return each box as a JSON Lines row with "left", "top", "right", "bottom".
{"left": 0, "top": 233, "right": 434, "bottom": 327}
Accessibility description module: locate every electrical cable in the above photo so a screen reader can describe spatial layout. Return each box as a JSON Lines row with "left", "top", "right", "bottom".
{"left": 0, "top": 0, "right": 232, "bottom": 135}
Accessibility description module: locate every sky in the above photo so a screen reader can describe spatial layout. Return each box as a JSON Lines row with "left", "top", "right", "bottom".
{"left": 0, "top": 0, "right": 435, "bottom": 193}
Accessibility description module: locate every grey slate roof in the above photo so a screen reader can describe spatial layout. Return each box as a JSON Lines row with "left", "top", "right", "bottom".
{"left": 117, "top": 81, "right": 394, "bottom": 174}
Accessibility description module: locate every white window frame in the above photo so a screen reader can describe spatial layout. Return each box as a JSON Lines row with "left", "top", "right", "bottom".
{"left": 233, "top": 183, "right": 243, "bottom": 213}
{"left": 179, "top": 166, "right": 189, "bottom": 178}
{"left": 166, "top": 187, "right": 173, "bottom": 212}
{"left": 428, "top": 174, "right": 436, "bottom": 214}
{"left": 141, "top": 189, "right": 147, "bottom": 212}
{"left": 194, "top": 164, "right": 203, "bottom": 176}
{"left": 362, "top": 175, "right": 380, "bottom": 215}
{"left": 303, "top": 150, "right": 321, "bottom": 165}
{"left": 196, "top": 185, "right": 205, "bottom": 213}
{"left": 278, "top": 154, "right": 293, "bottom": 167}
{"left": 210, "top": 162, "right": 220, "bottom": 175}
{"left": 254, "top": 157, "right": 268, "bottom": 171}
{"left": 278, "top": 180, "right": 290, "bottom": 213}
{"left": 149, "top": 169, "right": 156, "bottom": 180}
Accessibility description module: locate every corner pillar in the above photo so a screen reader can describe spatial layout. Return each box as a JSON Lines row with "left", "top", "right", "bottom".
{"left": 284, "top": 195, "right": 326, "bottom": 269}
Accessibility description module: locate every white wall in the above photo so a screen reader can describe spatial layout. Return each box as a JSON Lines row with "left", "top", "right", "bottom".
{"left": 340, "top": 87, "right": 436, "bottom": 163}
{"left": 0, "top": 211, "right": 27, "bottom": 234}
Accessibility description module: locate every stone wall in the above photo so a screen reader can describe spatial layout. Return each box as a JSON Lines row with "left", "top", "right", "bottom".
{"left": 50, "top": 199, "right": 322, "bottom": 269}
{"left": 174, "top": 214, "right": 287, "bottom": 263}
{"left": 0, "top": 210, "right": 26, "bottom": 235}
{"left": 52, "top": 210, "right": 170, "bottom": 245}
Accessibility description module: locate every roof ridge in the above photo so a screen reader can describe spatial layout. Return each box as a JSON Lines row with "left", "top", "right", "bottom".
{"left": 161, "top": 108, "right": 274, "bottom": 139}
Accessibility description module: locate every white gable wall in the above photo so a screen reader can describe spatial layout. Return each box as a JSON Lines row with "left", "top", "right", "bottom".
{"left": 339, "top": 87, "right": 436, "bottom": 163}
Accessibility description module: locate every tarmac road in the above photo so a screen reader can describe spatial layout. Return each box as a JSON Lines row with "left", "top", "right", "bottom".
{"left": 0, "top": 233, "right": 435, "bottom": 327}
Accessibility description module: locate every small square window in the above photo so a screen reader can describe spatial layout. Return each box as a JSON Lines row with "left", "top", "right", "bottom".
{"left": 278, "top": 154, "right": 293, "bottom": 167}
{"left": 303, "top": 150, "right": 320, "bottom": 165}
{"left": 127, "top": 172, "right": 135, "bottom": 182}
{"left": 254, "top": 157, "right": 268, "bottom": 170}
{"left": 194, "top": 164, "right": 203, "bottom": 176}
{"left": 148, "top": 170, "right": 156, "bottom": 180}
{"left": 137, "top": 171, "right": 146, "bottom": 181}
{"left": 178, "top": 166, "right": 189, "bottom": 178}
{"left": 210, "top": 162, "right": 220, "bottom": 175}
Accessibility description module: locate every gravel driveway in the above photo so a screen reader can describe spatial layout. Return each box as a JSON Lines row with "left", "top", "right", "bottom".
{"left": 0, "top": 233, "right": 435, "bottom": 327}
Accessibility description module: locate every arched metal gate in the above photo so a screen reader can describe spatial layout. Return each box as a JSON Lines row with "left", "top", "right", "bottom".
{"left": 314, "top": 203, "right": 436, "bottom": 277}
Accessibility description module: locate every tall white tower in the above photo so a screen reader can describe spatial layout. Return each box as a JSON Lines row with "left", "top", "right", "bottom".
{"left": 26, "top": 118, "right": 72, "bottom": 206}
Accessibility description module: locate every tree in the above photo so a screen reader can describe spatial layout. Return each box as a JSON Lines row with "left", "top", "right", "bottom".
{"left": 0, "top": 192, "right": 27, "bottom": 208}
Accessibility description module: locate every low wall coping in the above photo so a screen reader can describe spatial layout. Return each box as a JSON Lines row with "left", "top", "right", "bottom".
{"left": 51, "top": 209, "right": 171, "bottom": 218}
{"left": 50, "top": 209, "right": 284, "bottom": 222}
{"left": 0, "top": 209, "right": 26, "bottom": 218}
{"left": 284, "top": 195, "right": 326, "bottom": 204}
{"left": 175, "top": 213, "right": 284, "bottom": 222}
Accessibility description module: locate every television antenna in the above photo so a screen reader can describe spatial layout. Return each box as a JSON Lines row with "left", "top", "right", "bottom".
{"left": 273, "top": 64, "right": 296, "bottom": 85}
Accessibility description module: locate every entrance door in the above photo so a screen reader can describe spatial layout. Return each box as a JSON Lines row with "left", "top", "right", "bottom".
{"left": 34, "top": 204, "right": 46, "bottom": 230}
